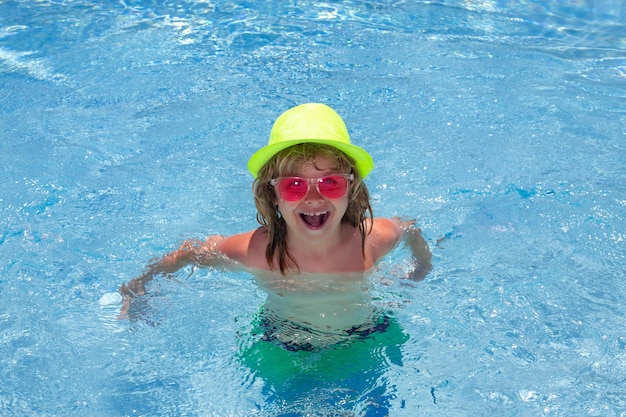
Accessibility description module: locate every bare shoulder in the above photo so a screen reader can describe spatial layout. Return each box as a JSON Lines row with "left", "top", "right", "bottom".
{"left": 365, "top": 217, "right": 403, "bottom": 261}
{"left": 370, "top": 217, "right": 403, "bottom": 242}
{"left": 214, "top": 227, "right": 269, "bottom": 269}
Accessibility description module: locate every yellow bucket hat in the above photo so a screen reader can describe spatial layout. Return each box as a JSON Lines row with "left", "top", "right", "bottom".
{"left": 247, "top": 103, "right": 374, "bottom": 178}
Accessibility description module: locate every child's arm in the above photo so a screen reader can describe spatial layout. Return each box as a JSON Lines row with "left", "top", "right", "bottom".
{"left": 396, "top": 218, "right": 432, "bottom": 281}
{"left": 118, "top": 236, "right": 226, "bottom": 316}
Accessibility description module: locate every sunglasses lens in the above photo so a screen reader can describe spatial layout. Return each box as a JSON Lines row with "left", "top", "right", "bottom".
{"left": 277, "top": 178, "right": 308, "bottom": 201}
{"left": 318, "top": 175, "right": 349, "bottom": 199}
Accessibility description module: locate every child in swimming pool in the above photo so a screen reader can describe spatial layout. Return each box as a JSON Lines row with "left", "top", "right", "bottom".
{"left": 119, "top": 103, "right": 431, "bottom": 340}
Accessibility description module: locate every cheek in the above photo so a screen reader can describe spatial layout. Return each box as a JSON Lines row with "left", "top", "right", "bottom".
{"left": 335, "top": 197, "right": 350, "bottom": 214}
{"left": 275, "top": 199, "right": 294, "bottom": 214}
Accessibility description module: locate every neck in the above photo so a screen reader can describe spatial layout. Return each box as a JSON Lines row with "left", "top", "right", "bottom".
{"left": 286, "top": 223, "right": 346, "bottom": 254}
{"left": 285, "top": 223, "right": 365, "bottom": 273}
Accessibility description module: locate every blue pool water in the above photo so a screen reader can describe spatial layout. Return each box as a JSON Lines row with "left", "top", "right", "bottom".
{"left": 1, "top": 0, "right": 625, "bottom": 415}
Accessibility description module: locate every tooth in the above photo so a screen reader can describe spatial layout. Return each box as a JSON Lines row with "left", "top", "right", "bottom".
{"left": 303, "top": 211, "right": 327, "bottom": 216}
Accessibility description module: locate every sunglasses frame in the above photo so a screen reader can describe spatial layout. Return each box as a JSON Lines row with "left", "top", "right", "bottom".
{"left": 270, "top": 173, "right": 354, "bottom": 202}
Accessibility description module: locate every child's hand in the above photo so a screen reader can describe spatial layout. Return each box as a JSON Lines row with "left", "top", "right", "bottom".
{"left": 118, "top": 279, "right": 146, "bottom": 319}
{"left": 393, "top": 217, "right": 432, "bottom": 281}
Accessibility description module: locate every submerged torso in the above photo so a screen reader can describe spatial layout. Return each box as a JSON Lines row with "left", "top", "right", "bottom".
{"left": 250, "top": 269, "right": 384, "bottom": 349}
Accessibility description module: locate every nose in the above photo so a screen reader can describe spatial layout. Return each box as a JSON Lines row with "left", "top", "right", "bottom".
{"left": 304, "top": 182, "right": 325, "bottom": 202}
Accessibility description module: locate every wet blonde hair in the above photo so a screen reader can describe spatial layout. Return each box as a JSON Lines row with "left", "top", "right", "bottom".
{"left": 252, "top": 143, "right": 373, "bottom": 274}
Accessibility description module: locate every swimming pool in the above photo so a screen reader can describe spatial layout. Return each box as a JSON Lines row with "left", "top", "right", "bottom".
{"left": 1, "top": 0, "right": 625, "bottom": 415}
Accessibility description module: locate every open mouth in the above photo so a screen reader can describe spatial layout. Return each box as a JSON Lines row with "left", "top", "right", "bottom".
{"left": 300, "top": 211, "right": 330, "bottom": 228}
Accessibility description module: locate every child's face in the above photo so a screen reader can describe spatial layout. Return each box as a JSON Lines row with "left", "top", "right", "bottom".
{"left": 274, "top": 155, "right": 350, "bottom": 242}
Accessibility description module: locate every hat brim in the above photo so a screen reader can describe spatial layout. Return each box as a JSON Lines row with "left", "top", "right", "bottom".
{"left": 248, "top": 139, "right": 374, "bottom": 179}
